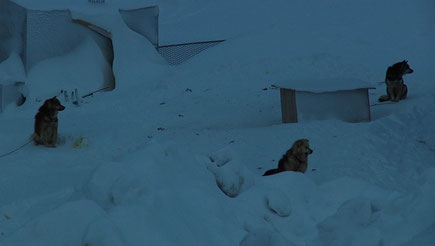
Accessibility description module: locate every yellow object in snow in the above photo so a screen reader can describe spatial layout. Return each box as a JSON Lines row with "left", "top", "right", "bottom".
{"left": 74, "top": 137, "right": 89, "bottom": 148}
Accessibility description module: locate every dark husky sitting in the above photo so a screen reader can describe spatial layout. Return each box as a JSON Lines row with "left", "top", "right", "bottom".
{"left": 32, "top": 97, "right": 65, "bottom": 147}
{"left": 378, "top": 60, "right": 414, "bottom": 102}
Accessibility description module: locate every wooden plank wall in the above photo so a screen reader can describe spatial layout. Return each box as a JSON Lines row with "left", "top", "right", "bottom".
{"left": 363, "top": 88, "right": 372, "bottom": 121}
{"left": 280, "top": 88, "right": 298, "bottom": 123}
{"left": 0, "top": 85, "right": 3, "bottom": 113}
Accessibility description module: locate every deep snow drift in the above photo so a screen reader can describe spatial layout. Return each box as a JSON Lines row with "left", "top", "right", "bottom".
{"left": 1, "top": 0, "right": 435, "bottom": 245}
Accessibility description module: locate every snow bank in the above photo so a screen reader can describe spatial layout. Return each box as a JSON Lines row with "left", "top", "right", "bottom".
{"left": 26, "top": 38, "right": 112, "bottom": 100}
{"left": 313, "top": 197, "right": 382, "bottom": 246}
{"left": 1, "top": 0, "right": 435, "bottom": 245}
{"left": 2, "top": 200, "right": 105, "bottom": 246}
{"left": 311, "top": 169, "right": 435, "bottom": 246}
{"left": 83, "top": 216, "right": 125, "bottom": 246}
{"left": 0, "top": 52, "right": 26, "bottom": 83}
{"left": 240, "top": 228, "right": 297, "bottom": 246}
{"left": 207, "top": 146, "right": 254, "bottom": 198}
{"left": 84, "top": 142, "right": 246, "bottom": 245}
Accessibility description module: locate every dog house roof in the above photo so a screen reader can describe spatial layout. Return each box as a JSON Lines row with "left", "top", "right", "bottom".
{"left": 274, "top": 78, "right": 375, "bottom": 93}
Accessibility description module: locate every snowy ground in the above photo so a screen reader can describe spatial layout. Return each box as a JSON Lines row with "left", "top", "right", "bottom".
{"left": 1, "top": 0, "right": 435, "bottom": 245}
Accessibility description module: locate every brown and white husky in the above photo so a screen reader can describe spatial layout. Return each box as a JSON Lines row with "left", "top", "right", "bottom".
{"left": 32, "top": 97, "right": 65, "bottom": 147}
{"left": 263, "top": 139, "right": 313, "bottom": 176}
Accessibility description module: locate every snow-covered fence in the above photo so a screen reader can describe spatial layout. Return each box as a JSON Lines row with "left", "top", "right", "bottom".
{"left": 118, "top": 5, "right": 223, "bottom": 65}
{"left": 0, "top": 2, "right": 117, "bottom": 110}
{"left": 156, "top": 40, "right": 225, "bottom": 65}
{"left": 0, "top": 0, "right": 26, "bottom": 112}
{"left": 276, "top": 79, "right": 375, "bottom": 123}
{"left": 119, "top": 6, "right": 159, "bottom": 46}
{"left": 26, "top": 10, "right": 114, "bottom": 72}
{"left": 0, "top": 0, "right": 26, "bottom": 63}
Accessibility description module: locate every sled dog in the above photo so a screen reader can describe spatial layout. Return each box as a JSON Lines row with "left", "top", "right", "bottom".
{"left": 378, "top": 60, "right": 413, "bottom": 102}
{"left": 263, "top": 139, "right": 313, "bottom": 176}
{"left": 32, "top": 97, "right": 65, "bottom": 147}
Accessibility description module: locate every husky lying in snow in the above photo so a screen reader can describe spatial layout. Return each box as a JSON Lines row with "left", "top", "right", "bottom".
{"left": 378, "top": 60, "right": 414, "bottom": 102}
{"left": 32, "top": 97, "right": 65, "bottom": 147}
{"left": 263, "top": 139, "right": 313, "bottom": 176}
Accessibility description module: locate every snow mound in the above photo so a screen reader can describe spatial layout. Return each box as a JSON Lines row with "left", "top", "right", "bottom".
{"left": 265, "top": 190, "right": 292, "bottom": 217}
{"left": 207, "top": 147, "right": 254, "bottom": 198}
{"left": 0, "top": 52, "right": 26, "bottom": 83}
{"left": 83, "top": 216, "right": 125, "bottom": 246}
{"left": 2, "top": 200, "right": 105, "bottom": 246}
{"left": 85, "top": 161, "right": 145, "bottom": 209}
{"left": 209, "top": 145, "right": 240, "bottom": 167}
{"left": 240, "top": 228, "right": 296, "bottom": 246}
{"left": 311, "top": 170, "right": 435, "bottom": 246}
{"left": 27, "top": 38, "right": 112, "bottom": 100}
{"left": 314, "top": 197, "right": 382, "bottom": 246}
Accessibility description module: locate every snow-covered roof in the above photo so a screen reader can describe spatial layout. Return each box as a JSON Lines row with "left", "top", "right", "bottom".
{"left": 10, "top": 0, "right": 156, "bottom": 11}
{"left": 274, "top": 78, "right": 376, "bottom": 93}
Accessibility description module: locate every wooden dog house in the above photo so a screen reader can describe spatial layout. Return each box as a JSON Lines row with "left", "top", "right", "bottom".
{"left": 276, "top": 78, "right": 375, "bottom": 123}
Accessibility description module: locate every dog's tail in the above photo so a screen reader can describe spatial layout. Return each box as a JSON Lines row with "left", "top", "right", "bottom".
{"left": 378, "top": 95, "right": 390, "bottom": 102}
{"left": 263, "top": 168, "right": 281, "bottom": 176}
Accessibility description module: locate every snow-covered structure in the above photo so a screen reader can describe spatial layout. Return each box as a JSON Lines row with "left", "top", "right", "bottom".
{"left": 26, "top": 10, "right": 114, "bottom": 72}
{"left": 276, "top": 78, "right": 375, "bottom": 123}
{"left": 0, "top": 0, "right": 160, "bottom": 111}
{"left": 0, "top": 0, "right": 114, "bottom": 110}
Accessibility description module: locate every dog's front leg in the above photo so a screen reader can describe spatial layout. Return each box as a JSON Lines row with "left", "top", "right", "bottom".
{"left": 393, "top": 85, "right": 403, "bottom": 102}
{"left": 53, "top": 127, "right": 59, "bottom": 147}
{"left": 46, "top": 129, "right": 57, "bottom": 147}
{"left": 47, "top": 137, "right": 56, "bottom": 147}
{"left": 388, "top": 86, "right": 399, "bottom": 102}
{"left": 47, "top": 138, "right": 56, "bottom": 147}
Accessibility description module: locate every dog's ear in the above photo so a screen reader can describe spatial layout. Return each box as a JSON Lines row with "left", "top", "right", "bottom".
{"left": 296, "top": 139, "right": 309, "bottom": 146}
{"left": 291, "top": 140, "right": 303, "bottom": 154}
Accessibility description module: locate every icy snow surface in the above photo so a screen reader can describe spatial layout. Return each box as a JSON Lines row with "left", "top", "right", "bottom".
{"left": 1, "top": 0, "right": 435, "bottom": 245}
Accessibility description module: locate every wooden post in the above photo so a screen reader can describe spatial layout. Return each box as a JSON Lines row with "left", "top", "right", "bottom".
{"left": 280, "top": 88, "right": 298, "bottom": 123}
{"left": 0, "top": 84, "right": 3, "bottom": 113}
{"left": 364, "top": 88, "right": 372, "bottom": 122}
